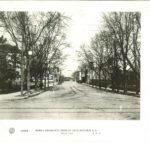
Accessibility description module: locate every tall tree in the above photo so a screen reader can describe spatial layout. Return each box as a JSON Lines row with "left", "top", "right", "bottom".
{"left": 103, "top": 12, "right": 141, "bottom": 93}
{"left": 0, "top": 12, "right": 69, "bottom": 94}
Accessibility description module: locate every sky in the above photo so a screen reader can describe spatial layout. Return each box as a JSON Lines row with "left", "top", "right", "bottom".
{"left": 62, "top": 10, "right": 102, "bottom": 77}
{"left": 0, "top": 1, "right": 144, "bottom": 77}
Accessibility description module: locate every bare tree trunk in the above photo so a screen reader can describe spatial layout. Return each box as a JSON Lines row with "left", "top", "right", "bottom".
{"left": 111, "top": 72, "right": 115, "bottom": 92}
{"left": 34, "top": 77, "right": 38, "bottom": 90}
{"left": 98, "top": 71, "right": 101, "bottom": 89}
{"left": 27, "top": 56, "right": 31, "bottom": 94}
{"left": 123, "top": 60, "right": 127, "bottom": 94}
{"left": 44, "top": 70, "right": 46, "bottom": 90}
{"left": 21, "top": 47, "right": 24, "bottom": 96}
{"left": 104, "top": 75, "right": 107, "bottom": 90}
{"left": 136, "top": 79, "right": 140, "bottom": 95}
{"left": 40, "top": 75, "right": 43, "bottom": 90}
{"left": 48, "top": 71, "right": 49, "bottom": 89}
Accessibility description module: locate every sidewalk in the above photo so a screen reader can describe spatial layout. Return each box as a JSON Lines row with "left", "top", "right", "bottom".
{"left": 82, "top": 83, "right": 140, "bottom": 97}
{"left": 0, "top": 89, "right": 44, "bottom": 101}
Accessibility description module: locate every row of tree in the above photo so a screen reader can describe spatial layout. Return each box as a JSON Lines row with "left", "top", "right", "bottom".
{"left": 78, "top": 12, "right": 140, "bottom": 94}
{"left": 0, "top": 12, "right": 68, "bottom": 95}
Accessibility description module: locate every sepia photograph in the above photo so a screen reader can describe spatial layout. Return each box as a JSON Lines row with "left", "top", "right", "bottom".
{"left": 0, "top": 10, "right": 140, "bottom": 120}
{"left": 0, "top": 1, "right": 150, "bottom": 150}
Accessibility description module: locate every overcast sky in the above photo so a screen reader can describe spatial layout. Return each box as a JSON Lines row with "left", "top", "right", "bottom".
{"left": 62, "top": 10, "right": 102, "bottom": 77}
{"left": 0, "top": 1, "right": 144, "bottom": 77}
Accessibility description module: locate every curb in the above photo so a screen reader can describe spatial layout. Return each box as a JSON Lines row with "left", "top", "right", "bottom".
{"left": 6, "top": 90, "right": 45, "bottom": 101}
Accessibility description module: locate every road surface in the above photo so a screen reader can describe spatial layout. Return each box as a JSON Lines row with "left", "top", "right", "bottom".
{"left": 0, "top": 81, "right": 140, "bottom": 119}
